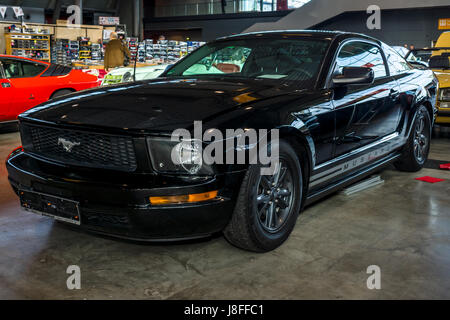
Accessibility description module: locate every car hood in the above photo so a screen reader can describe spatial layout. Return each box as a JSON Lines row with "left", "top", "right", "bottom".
{"left": 21, "top": 78, "right": 306, "bottom": 133}
{"left": 435, "top": 71, "right": 450, "bottom": 89}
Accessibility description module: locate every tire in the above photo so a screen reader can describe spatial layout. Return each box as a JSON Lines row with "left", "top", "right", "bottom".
{"left": 0, "top": 121, "right": 19, "bottom": 133}
{"left": 224, "top": 140, "right": 304, "bottom": 252}
{"left": 51, "top": 89, "right": 73, "bottom": 99}
{"left": 394, "top": 105, "right": 431, "bottom": 172}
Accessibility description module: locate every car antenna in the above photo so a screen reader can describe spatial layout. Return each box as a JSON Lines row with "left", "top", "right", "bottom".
{"left": 133, "top": 41, "right": 138, "bottom": 82}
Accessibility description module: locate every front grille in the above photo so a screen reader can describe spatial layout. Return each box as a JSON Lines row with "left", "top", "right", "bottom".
{"left": 24, "top": 124, "right": 137, "bottom": 172}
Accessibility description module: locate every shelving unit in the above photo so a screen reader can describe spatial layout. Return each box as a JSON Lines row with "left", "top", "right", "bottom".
{"left": 4, "top": 33, "right": 51, "bottom": 62}
{"left": 3, "top": 28, "right": 204, "bottom": 68}
{"left": 142, "top": 40, "right": 204, "bottom": 64}
{"left": 78, "top": 37, "right": 92, "bottom": 60}
{"left": 52, "top": 39, "right": 71, "bottom": 65}
{"left": 127, "top": 37, "right": 139, "bottom": 61}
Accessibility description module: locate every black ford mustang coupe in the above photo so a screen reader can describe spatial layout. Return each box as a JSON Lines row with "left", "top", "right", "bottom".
{"left": 6, "top": 31, "right": 437, "bottom": 252}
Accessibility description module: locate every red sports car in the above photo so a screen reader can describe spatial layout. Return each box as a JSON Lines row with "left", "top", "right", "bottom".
{"left": 0, "top": 55, "right": 99, "bottom": 123}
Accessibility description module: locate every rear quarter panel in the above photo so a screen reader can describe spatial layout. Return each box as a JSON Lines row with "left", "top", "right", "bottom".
{"left": 34, "top": 69, "right": 98, "bottom": 103}
{"left": 66, "top": 69, "right": 99, "bottom": 91}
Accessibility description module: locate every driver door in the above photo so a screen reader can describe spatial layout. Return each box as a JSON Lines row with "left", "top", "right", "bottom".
{"left": 331, "top": 40, "right": 400, "bottom": 157}
{"left": 2, "top": 58, "right": 47, "bottom": 116}
{"left": 0, "top": 60, "right": 13, "bottom": 121}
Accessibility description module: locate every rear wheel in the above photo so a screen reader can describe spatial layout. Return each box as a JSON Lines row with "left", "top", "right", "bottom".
{"left": 51, "top": 89, "right": 74, "bottom": 99}
{"left": 224, "top": 140, "right": 303, "bottom": 252}
{"left": 394, "top": 105, "right": 431, "bottom": 172}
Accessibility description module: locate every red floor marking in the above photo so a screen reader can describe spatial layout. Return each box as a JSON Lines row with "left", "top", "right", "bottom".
{"left": 415, "top": 176, "right": 446, "bottom": 183}
{"left": 439, "top": 163, "right": 450, "bottom": 170}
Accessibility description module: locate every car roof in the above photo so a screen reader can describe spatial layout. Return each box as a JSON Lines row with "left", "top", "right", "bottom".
{"left": 217, "top": 29, "right": 380, "bottom": 43}
{"left": 0, "top": 54, "right": 50, "bottom": 65}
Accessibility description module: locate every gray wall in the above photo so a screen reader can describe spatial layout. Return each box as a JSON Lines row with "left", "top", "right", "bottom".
{"left": 145, "top": 13, "right": 288, "bottom": 41}
{"left": 313, "top": 7, "right": 450, "bottom": 48}
{"left": 246, "top": 0, "right": 450, "bottom": 32}
{"left": 0, "top": 7, "right": 45, "bottom": 24}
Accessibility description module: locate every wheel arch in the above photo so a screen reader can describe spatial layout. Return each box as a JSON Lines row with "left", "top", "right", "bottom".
{"left": 403, "top": 93, "right": 435, "bottom": 141}
{"left": 278, "top": 126, "right": 314, "bottom": 189}
{"left": 50, "top": 88, "right": 76, "bottom": 99}
{"left": 422, "top": 100, "right": 435, "bottom": 126}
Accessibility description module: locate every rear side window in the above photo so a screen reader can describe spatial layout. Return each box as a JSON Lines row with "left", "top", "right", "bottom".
{"left": 41, "top": 64, "right": 72, "bottom": 77}
{"left": 383, "top": 44, "right": 412, "bottom": 75}
{"left": 21, "top": 61, "right": 46, "bottom": 77}
{"left": 335, "top": 41, "right": 387, "bottom": 79}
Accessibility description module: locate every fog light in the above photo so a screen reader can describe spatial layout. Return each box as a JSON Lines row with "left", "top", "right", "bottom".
{"left": 149, "top": 190, "right": 218, "bottom": 205}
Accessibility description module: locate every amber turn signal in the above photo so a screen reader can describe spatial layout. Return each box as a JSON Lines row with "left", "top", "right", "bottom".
{"left": 150, "top": 190, "right": 218, "bottom": 205}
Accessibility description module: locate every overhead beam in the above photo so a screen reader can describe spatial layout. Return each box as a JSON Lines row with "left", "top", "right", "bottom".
{"left": 115, "top": 0, "right": 122, "bottom": 16}
{"left": 51, "top": 0, "right": 62, "bottom": 24}
{"left": 245, "top": 0, "right": 450, "bottom": 32}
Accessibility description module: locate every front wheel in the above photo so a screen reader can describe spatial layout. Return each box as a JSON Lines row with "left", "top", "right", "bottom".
{"left": 395, "top": 105, "right": 431, "bottom": 172}
{"left": 224, "top": 140, "right": 304, "bottom": 252}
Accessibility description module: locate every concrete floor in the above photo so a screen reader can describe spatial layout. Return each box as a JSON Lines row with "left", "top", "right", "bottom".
{"left": 0, "top": 130, "right": 449, "bottom": 300}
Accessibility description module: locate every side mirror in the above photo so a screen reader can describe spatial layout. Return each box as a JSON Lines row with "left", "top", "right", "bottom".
{"left": 159, "top": 64, "right": 174, "bottom": 78}
{"left": 164, "top": 64, "right": 174, "bottom": 72}
{"left": 332, "top": 67, "right": 375, "bottom": 86}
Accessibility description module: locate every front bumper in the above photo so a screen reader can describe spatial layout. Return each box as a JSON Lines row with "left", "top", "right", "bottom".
{"left": 6, "top": 152, "right": 245, "bottom": 241}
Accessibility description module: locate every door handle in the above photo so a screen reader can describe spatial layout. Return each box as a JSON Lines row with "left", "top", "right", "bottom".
{"left": 1, "top": 82, "right": 11, "bottom": 88}
{"left": 29, "top": 94, "right": 35, "bottom": 100}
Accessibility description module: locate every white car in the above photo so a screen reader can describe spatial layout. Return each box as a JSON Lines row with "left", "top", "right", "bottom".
{"left": 102, "top": 64, "right": 169, "bottom": 86}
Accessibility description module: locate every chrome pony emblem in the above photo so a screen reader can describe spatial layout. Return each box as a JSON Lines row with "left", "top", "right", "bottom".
{"left": 58, "top": 138, "right": 80, "bottom": 153}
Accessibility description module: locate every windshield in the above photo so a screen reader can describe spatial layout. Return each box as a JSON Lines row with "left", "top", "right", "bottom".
{"left": 165, "top": 38, "right": 330, "bottom": 86}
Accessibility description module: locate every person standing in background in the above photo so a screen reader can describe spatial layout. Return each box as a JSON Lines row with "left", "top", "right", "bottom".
{"left": 104, "top": 32, "right": 131, "bottom": 72}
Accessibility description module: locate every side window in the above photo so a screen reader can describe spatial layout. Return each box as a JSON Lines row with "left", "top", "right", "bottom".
{"left": 383, "top": 44, "right": 412, "bottom": 76}
{"left": 3, "top": 60, "right": 22, "bottom": 79}
{"left": 335, "top": 41, "right": 387, "bottom": 79}
{"left": 21, "top": 61, "right": 46, "bottom": 77}
{"left": 0, "top": 61, "right": 4, "bottom": 78}
{"left": 2, "top": 60, "right": 46, "bottom": 78}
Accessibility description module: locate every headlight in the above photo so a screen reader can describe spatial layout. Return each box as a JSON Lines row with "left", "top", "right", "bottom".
{"left": 440, "top": 88, "right": 450, "bottom": 101}
{"left": 147, "top": 137, "right": 214, "bottom": 175}
{"left": 122, "top": 72, "right": 133, "bottom": 82}
{"left": 174, "top": 140, "right": 203, "bottom": 174}
{"left": 440, "top": 101, "right": 450, "bottom": 109}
